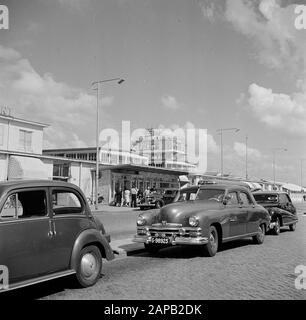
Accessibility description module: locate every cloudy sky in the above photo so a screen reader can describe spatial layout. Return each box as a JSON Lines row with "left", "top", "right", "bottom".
{"left": 1, "top": 0, "right": 306, "bottom": 184}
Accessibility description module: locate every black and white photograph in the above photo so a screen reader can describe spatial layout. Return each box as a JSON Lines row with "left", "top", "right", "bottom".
{"left": 0, "top": 0, "right": 305, "bottom": 306}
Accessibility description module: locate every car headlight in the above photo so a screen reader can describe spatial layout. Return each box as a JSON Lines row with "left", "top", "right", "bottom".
{"left": 189, "top": 216, "right": 199, "bottom": 227}
{"left": 137, "top": 215, "right": 147, "bottom": 226}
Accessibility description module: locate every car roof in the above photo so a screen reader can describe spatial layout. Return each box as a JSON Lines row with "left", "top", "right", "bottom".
{"left": 253, "top": 191, "right": 286, "bottom": 195}
{"left": 0, "top": 180, "right": 81, "bottom": 194}
{"left": 182, "top": 184, "right": 250, "bottom": 193}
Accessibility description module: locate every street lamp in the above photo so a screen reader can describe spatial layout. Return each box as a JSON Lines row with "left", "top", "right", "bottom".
{"left": 301, "top": 159, "right": 306, "bottom": 192}
{"left": 216, "top": 127, "right": 240, "bottom": 177}
{"left": 92, "top": 78, "right": 125, "bottom": 210}
{"left": 272, "top": 147, "right": 287, "bottom": 189}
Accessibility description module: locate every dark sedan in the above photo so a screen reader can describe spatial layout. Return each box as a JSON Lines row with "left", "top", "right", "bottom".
{"left": 133, "top": 184, "right": 270, "bottom": 257}
{"left": 253, "top": 191, "right": 298, "bottom": 235}
{"left": 0, "top": 180, "right": 114, "bottom": 292}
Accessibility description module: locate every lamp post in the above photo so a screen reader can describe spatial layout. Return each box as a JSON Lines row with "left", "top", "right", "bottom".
{"left": 216, "top": 128, "right": 240, "bottom": 177}
{"left": 301, "top": 159, "right": 305, "bottom": 192}
{"left": 245, "top": 135, "right": 248, "bottom": 180}
{"left": 92, "top": 78, "right": 125, "bottom": 210}
{"left": 272, "top": 147, "right": 287, "bottom": 189}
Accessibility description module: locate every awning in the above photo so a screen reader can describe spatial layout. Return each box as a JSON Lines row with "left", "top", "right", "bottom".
{"left": 8, "top": 156, "right": 49, "bottom": 180}
{"left": 179, "top": 175, "right": 190, "bottom": 182}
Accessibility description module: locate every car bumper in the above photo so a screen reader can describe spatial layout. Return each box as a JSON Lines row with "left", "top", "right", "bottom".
{"left": 133, "top": 235, "right": 209, "bottom": 245}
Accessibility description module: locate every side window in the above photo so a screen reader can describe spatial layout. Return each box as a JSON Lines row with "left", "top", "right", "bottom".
{"left": 279, "top": 194, "right": 288, "bottom": 204}
{"left": 52, "top": 190, "right": 83, "bottom": 215}
{"left": 1, "top": 190, "right": 47, "bottom": 219}
{"left": 285, "top": 194, "right": 292, "bottom": 204}
{"left": 227, "top": 192, "right": 239, "bottom": 205}
{"left": 0, "top": 194, "right": 23, "bottom": 219}
{"left": 239, "top": 192, "right": 252, "bottom": 205}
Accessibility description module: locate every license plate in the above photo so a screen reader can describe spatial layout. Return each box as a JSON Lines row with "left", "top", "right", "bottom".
{"left": 151, "top": 237, "right": 170, "bottom": 244}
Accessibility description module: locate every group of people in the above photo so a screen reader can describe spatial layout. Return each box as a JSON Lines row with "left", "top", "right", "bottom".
{"left": 114, "top": 186, "right": 156, "bottom": 207}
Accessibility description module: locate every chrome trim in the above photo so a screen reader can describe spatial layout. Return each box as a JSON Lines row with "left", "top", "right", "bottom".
{"left": 222, "top": 232, "right": 259, "bottom": 242}
{"left": 151, "top": 223, "right": 183, "bottom": 228}
{"left": 133, "top": 235, "right": 208, "bottom": 246}
{"left": 0, "top": 270, "right": 76, "bottom": 293}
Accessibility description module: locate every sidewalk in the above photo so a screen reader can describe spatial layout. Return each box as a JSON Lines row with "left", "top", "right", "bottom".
{"left": 110, "top": 236, "right": 145, "bottom": 257}
{"left": 90, "top": 203, "right": 140, "bottom": 213}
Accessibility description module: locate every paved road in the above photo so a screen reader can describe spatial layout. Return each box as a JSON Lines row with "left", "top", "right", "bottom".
{"left": 6, "top": 212, "right": 305, "bottom": 300}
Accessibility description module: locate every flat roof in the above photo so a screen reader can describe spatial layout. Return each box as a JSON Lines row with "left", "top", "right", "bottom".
{"left": 0, "top": 115, "right": 49, "bottom": 128}
{"left": 100, "top": 164, "right": 188, "bottom": 176}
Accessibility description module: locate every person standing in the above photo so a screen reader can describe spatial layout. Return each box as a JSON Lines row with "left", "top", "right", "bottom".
{"left": 124, "top": 188, "right": 131, "bottom": 207}
{"left": 131, "top": 185, "right": 138, "bottom": 208}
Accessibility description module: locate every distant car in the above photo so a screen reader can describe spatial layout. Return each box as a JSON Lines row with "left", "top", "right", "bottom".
{"left": 138, "top": 190, "right": 165, "bottom": 210}
{"left": 162, "top": 188, "right": 179, "bottom": 205}
{"left": 0, "top": 180, "right": 114, "bottom": 292}
{"left": 252, "top": 191, "right": 298, "bottom": 235}
{"left": 134, "top": 184, "right": 270, "bottom": 256}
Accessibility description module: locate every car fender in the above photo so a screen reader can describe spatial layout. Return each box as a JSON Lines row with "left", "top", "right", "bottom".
{"left": 70, "top": 229, "right": 114, "bottom": 271}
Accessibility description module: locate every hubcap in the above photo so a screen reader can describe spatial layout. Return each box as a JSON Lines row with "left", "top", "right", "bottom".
{"left": 81, "top": 253, "right": 97, "bottom": 278}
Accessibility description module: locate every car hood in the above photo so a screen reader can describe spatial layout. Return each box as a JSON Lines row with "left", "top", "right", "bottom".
{"left": 156, "top": 201, "right": 221, "bottom": 224}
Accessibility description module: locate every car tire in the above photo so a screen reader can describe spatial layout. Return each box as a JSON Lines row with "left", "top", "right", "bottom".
{"left": 253, "top": 224, "right": 265, "bottom": 244}
{"left": 75, "top": 245, "right": 102, "bottom": 288}
{"left": 144, "top": 243, "right": 161, "bottom": 254}
{"left": 202, "top": 226, "right": 218, "bottom": 257}
{"left": 272, "top": 217, "right": 281, "bottom": 236}
{"left": 289, "top": 223, "right": 296, "bottom": 232}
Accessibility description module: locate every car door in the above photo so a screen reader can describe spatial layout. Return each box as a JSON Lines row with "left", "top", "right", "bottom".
{"left": 239, "top": 191, "right": 258, "bottom": 234}
{"left": 227, "top": 191, "right": 247, "bottom": 237}
{"left": 279, "top": 193, "right": 297, "bottom": 224}
{"left": 0, "top": 188, "right": 56, "bottom": 284}
{"left": 48, "top": 187, "right": 92, "bottom": 271}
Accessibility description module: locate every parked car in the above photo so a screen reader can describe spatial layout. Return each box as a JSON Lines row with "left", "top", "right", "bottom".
{"left": 134, "top": 184, "right": 270, "bottom": 256}
{"left": 162, "top": 188, "right": 179, "bottom": 205}
{"left": 0, "top": 180, "right": 114, "bottom": 292}
{"left": 252, "top": 191, "right": 298, "bottom": 235}
{"left": 138, "top": 190, "right": 165, "bottom": 210}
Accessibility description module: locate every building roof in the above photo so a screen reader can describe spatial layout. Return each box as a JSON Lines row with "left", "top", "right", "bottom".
{"left": 0, "top": 114, "right": 49, "bottom": 128}
{"left": 100, "top": 164, "right": 188, "bottom": 176}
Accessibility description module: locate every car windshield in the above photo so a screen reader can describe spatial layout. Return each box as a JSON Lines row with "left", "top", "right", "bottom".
{"left": 254, "top": 194, "right": 278, "bottom": 203}
{"left": 177, "top": 189, "right": 225, "bottom": 202}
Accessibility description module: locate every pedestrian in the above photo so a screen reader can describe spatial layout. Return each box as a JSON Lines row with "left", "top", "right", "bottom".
{"left": 124, "top": 188, "right": 131, "bottom": 207}
{"left": 144, "top": 186, "right": 150, "bottom": 198}
{"left": 131, "top": 185, "right": 138, "bottom": 208}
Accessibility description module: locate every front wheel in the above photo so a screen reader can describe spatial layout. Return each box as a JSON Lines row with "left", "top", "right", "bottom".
{"left": 75, "top": 245, "right": 102, "bottom": 288}
{"left": 202, "top": 226, "right": 218, "bottom": 257}
{"left": 289, "top": 223, "right": 296, "bottom": 231}
{"left": 253, "top": 224, "right": 265, "bottom": 244}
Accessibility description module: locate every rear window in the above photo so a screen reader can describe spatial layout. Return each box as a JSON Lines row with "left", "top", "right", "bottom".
{"left": 254, "top": 194, "right": 278, "bottom": 203}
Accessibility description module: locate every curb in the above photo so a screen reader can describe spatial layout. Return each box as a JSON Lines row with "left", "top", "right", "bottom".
{"left": 110, "top": 238, "right": 146, "bottom": 257}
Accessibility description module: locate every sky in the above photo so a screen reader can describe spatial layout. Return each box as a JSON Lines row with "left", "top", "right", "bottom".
{"left": 0, "top": 0, "right": 306, "bottom": 185}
